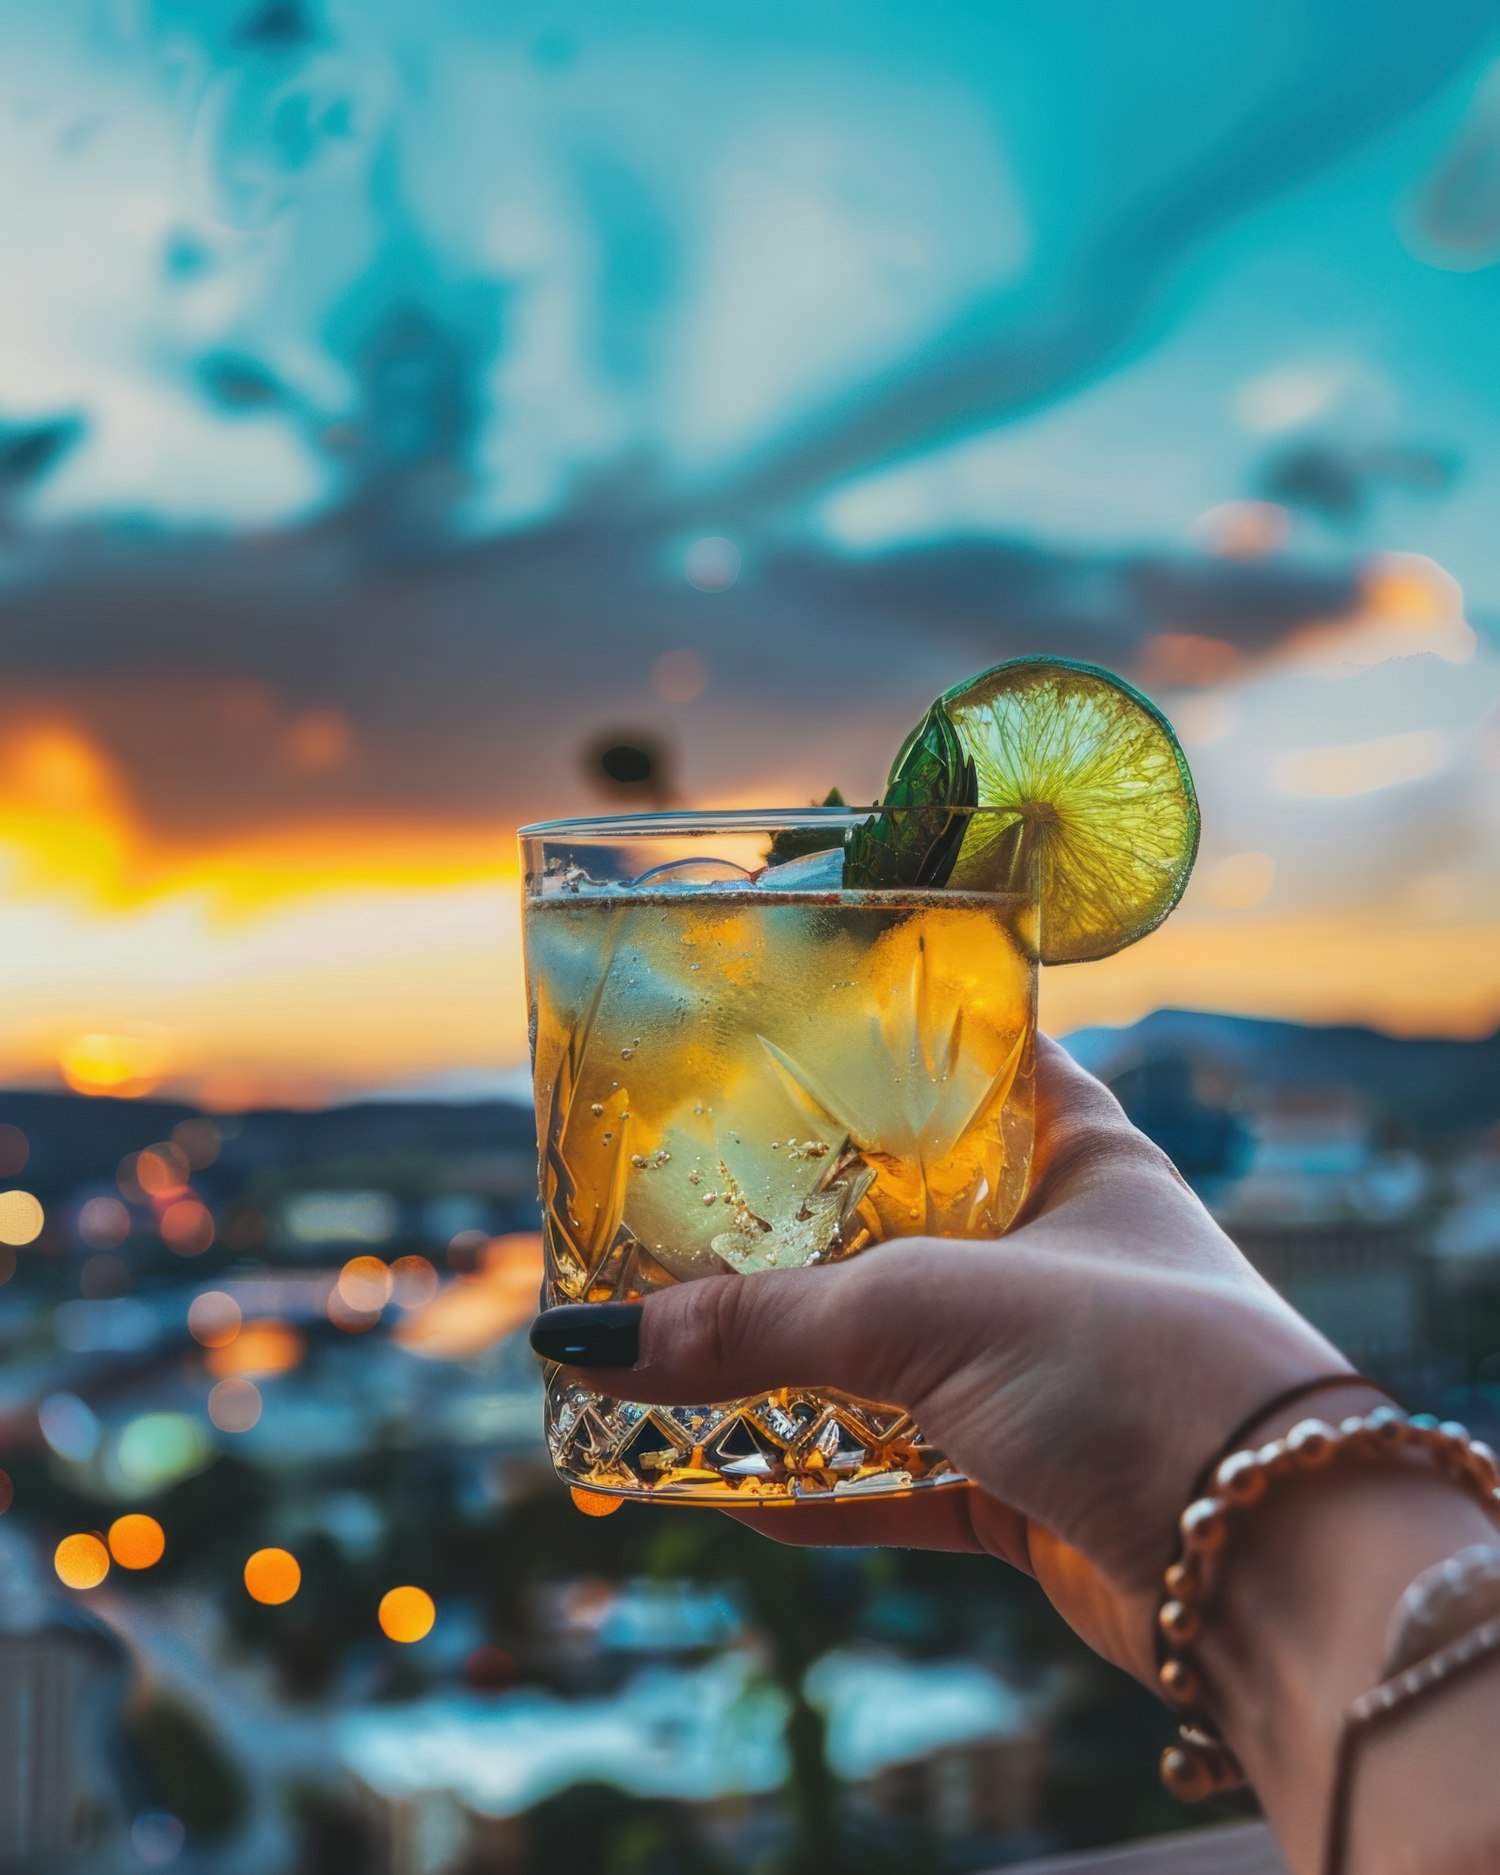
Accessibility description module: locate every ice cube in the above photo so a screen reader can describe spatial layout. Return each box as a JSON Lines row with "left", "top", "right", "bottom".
{"left": 631, "top": 858, "right": 756, "bottom": 890}
{"left": 756, "top": 846, "right": 846, "bottom": 891}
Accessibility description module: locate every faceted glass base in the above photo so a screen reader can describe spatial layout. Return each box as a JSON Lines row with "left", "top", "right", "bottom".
{"left": 544, "top": 1367, "right": 965, "bottom": 1503}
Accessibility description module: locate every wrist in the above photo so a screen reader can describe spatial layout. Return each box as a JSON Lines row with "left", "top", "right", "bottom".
{"left": 1194, "top": 1396, "right": 1497, "bottom": 1872}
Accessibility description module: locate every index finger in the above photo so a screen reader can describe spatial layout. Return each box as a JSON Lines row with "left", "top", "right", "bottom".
{"left": 1016, "top": 1032, "right": 1148, "bottom": 1219}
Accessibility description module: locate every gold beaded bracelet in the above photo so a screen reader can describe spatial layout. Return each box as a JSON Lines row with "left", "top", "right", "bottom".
{"left": 1156, "top": 1405, "right": 1500, "bottom": 1805}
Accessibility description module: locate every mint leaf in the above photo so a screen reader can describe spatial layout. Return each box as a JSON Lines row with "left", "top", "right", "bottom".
{"left": 843, "top": 704, "right": 977, "bottom": 889}
{"left": 766, "top": 787, "right": 849, "bottom": 867}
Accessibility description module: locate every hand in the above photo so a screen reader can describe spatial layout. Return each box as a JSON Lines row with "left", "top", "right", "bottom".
{"left": 540, "top": 1034, "right": 1354, "bottom": 1682}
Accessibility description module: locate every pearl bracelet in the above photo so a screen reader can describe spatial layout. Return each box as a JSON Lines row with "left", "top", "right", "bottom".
{"left": 1156, "top": 1405, "right": 1500, "bottom": 1804}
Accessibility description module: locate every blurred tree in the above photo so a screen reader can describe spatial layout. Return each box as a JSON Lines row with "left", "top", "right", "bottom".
{"left": 286, "top": 1778, "right": 376, "bottom": 1875}
{"left": 525, "top": 1782, "right": 729, "bottom": 1875}
{"left": 126, "top": 1689, "right": 247, "bottom": 1841}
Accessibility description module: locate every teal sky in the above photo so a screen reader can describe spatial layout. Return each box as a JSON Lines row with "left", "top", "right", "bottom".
{"left": 1, "top": 2, "right": 1499, "bottom": 1086}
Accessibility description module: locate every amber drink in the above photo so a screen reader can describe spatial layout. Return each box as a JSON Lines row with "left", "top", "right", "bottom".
{"left": 522, "top": 810, "right": 1037, "bottom": 1505}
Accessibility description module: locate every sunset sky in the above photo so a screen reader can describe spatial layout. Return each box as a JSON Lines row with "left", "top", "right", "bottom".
{"left": 4, "top": 2, "right": 1500, "bottom": 1105}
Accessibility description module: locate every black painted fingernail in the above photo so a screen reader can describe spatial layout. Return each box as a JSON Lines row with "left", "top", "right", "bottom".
{"left": 529, "top": 1303, "right": 642, "bottom": 1368}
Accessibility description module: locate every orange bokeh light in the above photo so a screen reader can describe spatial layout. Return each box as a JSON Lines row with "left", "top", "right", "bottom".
{"left": 338, "top": 1255, "right": 393, "bottom": 1313}
{"left": 390, "top": 1254, "right": 438, "bottom": 1310}
{"left": 397, "top": 1233, "right": 543, "bottom": 1362}
{"left": 136, "top": 1143, "right": 191, "bottom": 1198}
{"left": 205, "top": 1318, "right": 304, "bottom": 1377}
{"left": 188, "top": 1291, "right": 242, "bottom": 1348}
{"left": 161, "top": 1198, "right": 214, "bottom": 1256}
{"left": 244, "top": 1547, "right": 300, "bottom": 1605}
{"left": 326, "top": 1288, "right": 380, "bottom": 1334}
{"left": 55, "top": 1533, "right": 110, "bottom": 1589}
{"left": 378, "top": 1585, "right": 436, "bottom": 1643}
{"left": 570, "top": 1487, "right": 624, "bottom": 1518}
{"left": 108, "top": 1513, "right": 165, "bottom": 1570}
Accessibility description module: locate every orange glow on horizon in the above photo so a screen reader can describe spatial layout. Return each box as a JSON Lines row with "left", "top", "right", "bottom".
{"left": 0, "top": 706, "right": 1495, "bottom": 1107}
{"left": 0, "top": 713, "right": 526, "bottom": 1102}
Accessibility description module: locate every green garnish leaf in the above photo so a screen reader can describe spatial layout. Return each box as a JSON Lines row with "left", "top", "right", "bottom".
{"left": 843, "top": 704, "right": 977, "bottom": 889}
{"left": 766, "top": 787, "right": 849, "bottom": 866}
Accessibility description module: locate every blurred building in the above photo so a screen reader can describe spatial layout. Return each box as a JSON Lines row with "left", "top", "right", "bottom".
{"left": 809, "top": 1648, "right": 1047, "bottom": 1858}
{"left": 338, "top": 1654, "right": 789, "bottom": 1875}
{"left": 0, "top": 1528, "right": 133, "bottom": 1872}
{"left": 1430, "top": 1134, "right": 1500, "bottom": 1276}
{"left": 338, "top": 1648, "right": 1044, "bottom": 1875}
{"left": 1213, "top": 1091, "right": 1432, "bottom": 1367}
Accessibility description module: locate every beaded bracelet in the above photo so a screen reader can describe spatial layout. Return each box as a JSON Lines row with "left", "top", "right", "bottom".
{"left": 1156, "top": 1405, "right": 1500, "bottom": 1804}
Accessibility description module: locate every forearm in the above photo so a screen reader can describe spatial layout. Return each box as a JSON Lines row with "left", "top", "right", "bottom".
{"left": 1194, "top": 1396, "right": 1498, "bottom": 1873}
{"left": 1343, "top": 1657, "right": 1500, "bottom": 1875}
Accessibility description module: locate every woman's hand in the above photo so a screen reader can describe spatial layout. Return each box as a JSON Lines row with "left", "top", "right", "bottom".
{"left": 537, "top": 1034, "right": 1353, "bottom": 1682}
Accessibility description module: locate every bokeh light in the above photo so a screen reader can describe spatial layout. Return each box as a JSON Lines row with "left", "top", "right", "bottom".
{"left": 78, "top": 1194, "right": 131, "bottom": 1249}
{"left": 116, "top": 1415, "right": 213, "bottom": 1489}
{"left": 130, "top": 1812, "right": 185, "bottom": 1867}
{"left": 338, "top": 1254, "right": 393, "bottom": 1312}
{"left": 108, "top": 1513, "right": 166, "bottom": 1570}
{"left": 390, "top": 1254, "right": 438, "bottom": 1310}
{"left": 161, "top": 1198, "right": 215, "bottom": 1256}
{"left": 683, "top": 535, "right": 741, "bottom": 591}
{"left": 378, "top": 1585, "right": 436, "bottom": 1643}
{"left": 326, "top": 1288, "right": 381, "bottom": 1334}
{"left": 0, "top": 1191, "right": 45, "bottom": 1246}
{"left": 205, "top": 1319, "right": 304, "bottom": 1377}
{"left": 208, "top": 1377, "right": 263, "bottom": 1433}
{"left": 136, "top": 1143, "right": 191, "bottom": 1199}
{"left": 188, "top": 1291, "right": 242, "bottom": 1348}
{"left": 447, "top": 1228, "right": 488, "bottom": 1272}
{"left": 0, "top": 1124, "right": 28, "bottom": 1177}
{"left": 171, "top": 1117, "right": 221, "bottom": 1169}
{"left": 243, "top": 1548, "right": 300, "bottom": 1605}
{"left": 650, "top": 647, "right": 709, "bottom": 704}
{"left": 55, "top": 1532, "right": 110, "bottom": 1589}
{"left": 570, "top": 1487, "right": 624, "bottom": 1518}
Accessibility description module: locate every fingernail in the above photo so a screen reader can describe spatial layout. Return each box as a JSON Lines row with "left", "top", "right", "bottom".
{"left": 529, "top": 1302, "right": 642, "bottom": 1368}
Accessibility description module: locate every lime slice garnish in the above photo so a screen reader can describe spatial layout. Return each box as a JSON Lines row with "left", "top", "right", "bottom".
{"left": 940, "top": 656, "right": 1199, "bottom": 965}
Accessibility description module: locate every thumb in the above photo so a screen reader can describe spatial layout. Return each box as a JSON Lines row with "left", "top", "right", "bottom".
{"left": 530, "top": 1238, "right": 1011, "bottom": 1413}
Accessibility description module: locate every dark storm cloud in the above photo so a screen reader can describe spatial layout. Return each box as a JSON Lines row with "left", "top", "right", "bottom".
{"left": 0, "top": 518, "right": 1362, "bottom": 838}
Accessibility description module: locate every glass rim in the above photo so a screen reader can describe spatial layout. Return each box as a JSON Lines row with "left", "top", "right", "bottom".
{"left": 519, "top": 806, "right": 1017, "bottom": 839}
